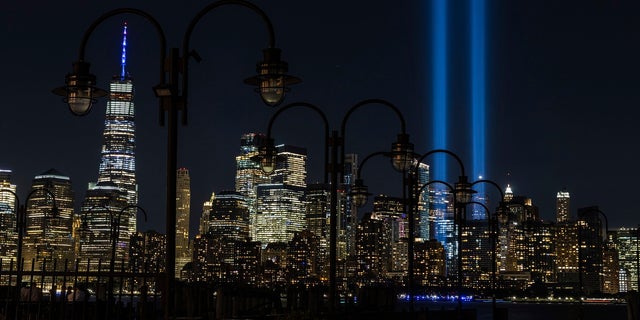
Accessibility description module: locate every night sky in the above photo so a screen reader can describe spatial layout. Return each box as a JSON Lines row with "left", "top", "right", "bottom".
{"left": 1, "top": 1, "right": 639, "bottom": 235}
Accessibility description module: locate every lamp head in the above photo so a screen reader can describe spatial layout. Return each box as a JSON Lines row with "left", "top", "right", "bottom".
{"left": 350, "top": 179, "right": 371, "bottom": 208}
{"left": 52, "top": 61, "right": 107, "bottom": 116}
{"left": 244, "top": 48, "right": 301, "bottom": 107}
{"left": 391, "top": 133, "right": 415, "bottom": 172}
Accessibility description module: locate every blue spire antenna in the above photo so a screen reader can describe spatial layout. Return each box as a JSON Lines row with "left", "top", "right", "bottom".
{"left": 120, "top": 21, "right": 128, "bottom": 80}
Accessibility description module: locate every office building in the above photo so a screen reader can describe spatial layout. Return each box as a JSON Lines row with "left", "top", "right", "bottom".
{"left": 612, "top": 227, "right": 639, "bottom": 291}
{"left": 176, "top": 168, "right": 191, "bottom": 279}
{"left": 415, "top": 162, "right": 430, "bottom": 240}
{"left": 305, "top": 183, "right": 330, "bottom": 278}
{"left": 342, "top": 153, "right": 359, "bottom": 257}
{"left": 577, "top": 206, "right": 607, "bottom": 294}
{"left": 207, "top": 190, "right": 250, "bottom": 241}
{"left": 130, "top": 230, "right": 166, "bottom": 273}
{"left": 235, "top": 133, "right": 270, "bottom": 240}
{"left": 254, "top": 145, "right": 307, "bottom": 245}
{"left": 0, "top": 170, "right": 17, "bottom": 266}
{"left": 21, "top": 169, "right": 74, "bottom": 269}
{"left": 556, "top": 190, "right": 570, "bottom": 222}
{"left": 89, "top": 22, "right": 139, "bottom": 253}
{"left": 78, "top": 181, "right": 129, "bottom": 266}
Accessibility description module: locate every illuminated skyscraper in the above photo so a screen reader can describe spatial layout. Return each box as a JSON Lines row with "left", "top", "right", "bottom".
{"left": 555, "top": 189, "right": 578, "bottom": 283}
{"left": 0, "top": 170, "right": 17, "bottom": 266}
{"left": 200, "top": 192, "right": 215, "bottom": 235}
{"left": 93, "top": 22, "right": 138, "bottom": 241}
{"left": 371, "top": 195, "right": 405, "bottom": 277}
{"left": 415, "top": 162, "right": 430, "bottom": 240}
{"left": 577, "top": 206, "right": 607, "bottom": 294}
{"left": 271, "top": 144, "right": 307, "bottom": 188}
{"left": 79, "top": 23, "right": 138, "bottom": 265}
{"left": 23, "top": 169, "right": 75, "bottom": 269}
{"left": 555, "top": 221, "right": 579, "bottom": 283}
{"left": 235, "top": 133, "right": 270, "bottom": 240}
{"left": 556, "top": 189, "right": 570, "bottom": 222}
{"left": 356, "top": 212, "right": 388, "bottom": 279}
{"left": 130, "top": 230, "right": 166, "bottom": 274}
{"left": 612, "top": 228, "right": 637, "bottom": 291}
{"left": 254, "top": 145, "right": 307, "bottom": 246}
{"left": 79, "top": 181, "right": 129, "bottom": 265}
{"left": 342, "top": 153, "right": 359, "bottom": 257}
{"left": 305, "top": 183, "right": 330, "bottom": 278}
{"left": 176, "top": 168, "right": 191, "bottom": 278}
{"left": 207, "top": 190, "right": 249, "bottom": 241}
{"left": 431, "top": 188, "right": 456, "bottom": 276}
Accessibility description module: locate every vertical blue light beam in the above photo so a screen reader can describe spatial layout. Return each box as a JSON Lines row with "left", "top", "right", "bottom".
{"left": 432, "top": 0, "right": 448, "bottom": 183}
{"left": 471, "top": 0, "right": 486, "bottom": 215}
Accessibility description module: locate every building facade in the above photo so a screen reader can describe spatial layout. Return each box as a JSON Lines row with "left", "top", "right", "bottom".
{"left": 22, "top": 169, "right": 75, "bottom": 269}
{"left": 176, "top": 168, "right": 192, "bottom": 279}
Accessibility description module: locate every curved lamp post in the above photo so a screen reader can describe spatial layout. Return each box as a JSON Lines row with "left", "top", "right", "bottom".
{"left": 258, "top": 99, "right": 413, "bottom": 313}
{"left": 53, "top": 2, "right": 299, "bottom": 318}
{"left": 0, "top": 187, "right": 58, "bottom": 320}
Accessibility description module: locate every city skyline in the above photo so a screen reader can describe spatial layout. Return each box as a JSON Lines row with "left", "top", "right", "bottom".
{"left": 1, "top": 0, "right": 639, "bottom": 234}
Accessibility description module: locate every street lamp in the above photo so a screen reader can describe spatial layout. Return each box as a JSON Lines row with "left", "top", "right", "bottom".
{"left": 0, "top": 187, "right": 57, "bottom": 320}
{"left": 258, "top": 99, "right": 413, "bottom": 313}
{"left": 54, "top": 2, "right": 299, "bottom": 318}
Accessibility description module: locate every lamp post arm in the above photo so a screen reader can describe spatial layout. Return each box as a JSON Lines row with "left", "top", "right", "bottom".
{"left": 120, "top": 204, "right": 149, "bottom": 222}
{"left": 340, "top": 98, "right": 407, "bottom": 171}
{"left": 181, "top": 0, "right": 278, "bottom": 122}
{"left": 578, "top": 207, "right": 609, "bottom": 241}
{"left": 183, "top": 0, "right": 276, "bottom": 52}
{"left": 462, "top": 201, "right": 491, "bottom": 217}
{"left": 417, "top": 179, "right": 454, "bottom": 195}
{"left": 340, "top": 98, "right": 407, "bottom": 136}
{"left": 77, "top": 8, "right": 167, "bottom": 85}
{"left": 21, "top": 187, "right": 59, "bottom": 232}
{"left": 0, "top": 189, "right": 20, "bottom": 215}
{"left": 355, "top": 151, "right": 390, "bottom": 179}
{"left": 415, "top": 149, "right": 466, "bottom": 178}
{"left": 266, "top": 101, "right": 331, "bottom": 183}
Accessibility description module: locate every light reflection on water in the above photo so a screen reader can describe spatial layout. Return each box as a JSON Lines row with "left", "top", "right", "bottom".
{"left": 401, "top": 301, "right": 628, "bottom": 320}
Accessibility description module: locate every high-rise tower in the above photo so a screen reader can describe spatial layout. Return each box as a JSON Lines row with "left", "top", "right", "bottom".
{"left": 342, "top": 154, "right": 359, "bottom": 258}
{"left": 254, "top": 145, "right": 307, "bottom": 245}
{"left": 95, "top": 21, "right": 138, "bottom": 234}
{"left": 0, "top": 170, "right": 17, "bottom": 266}
{"left": 80, "top": 22, "right": 138, "bottom": 264}
{"left": 415, "top": 162, "right": 430, "bottom": 240}
{"left": 176, "top": 168, "right": 191, "bottom": 278}
{"left": 234, "top": 133, "right": 270, "bottom": 240}
{"left": 23, "top": 169, "right": 75, "bottom": 268}
{"left": 556, "top": 189, "right": 570, "bottom": 222}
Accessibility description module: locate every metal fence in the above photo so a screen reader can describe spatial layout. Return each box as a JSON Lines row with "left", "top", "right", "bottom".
{"left": 0, "top": 258, "right": 165, "bottom": 320}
